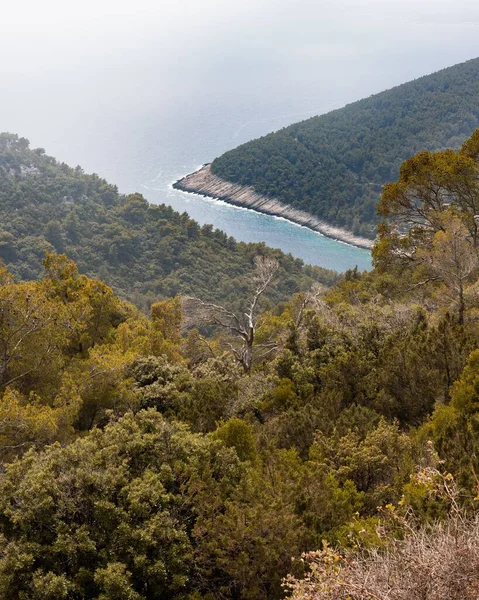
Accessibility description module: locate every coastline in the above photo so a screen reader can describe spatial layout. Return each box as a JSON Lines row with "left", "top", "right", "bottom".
{"left": 173, "top": 165, "right": 374, "bottom": 251}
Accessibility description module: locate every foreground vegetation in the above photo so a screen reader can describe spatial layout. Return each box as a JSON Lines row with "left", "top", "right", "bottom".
{"left": 2, "top": 131, "right": 479, "bottom": 598}
{"left": 212, "top": 57, "right": 479, "bottom": 238}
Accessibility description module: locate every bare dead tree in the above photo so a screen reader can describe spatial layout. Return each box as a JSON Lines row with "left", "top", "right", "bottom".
{"left": 182, "top": 256, "right": 279, "bottom": 373}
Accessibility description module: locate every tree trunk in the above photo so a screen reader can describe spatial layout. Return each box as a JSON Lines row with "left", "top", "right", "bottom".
{"left": 458, "top": 282, "right": 465, "bottom": 325}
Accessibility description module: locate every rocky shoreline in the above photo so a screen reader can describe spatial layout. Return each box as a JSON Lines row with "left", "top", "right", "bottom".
{"left": 173, "top": 165, "right": 374, "bottom": 250}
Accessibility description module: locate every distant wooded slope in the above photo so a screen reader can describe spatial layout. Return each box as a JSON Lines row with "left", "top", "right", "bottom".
{"left": 0, "top": 133, "right": 337, "bottom": 310}
{"left": 212, "top": 57, "right": 479, "bottom": 238}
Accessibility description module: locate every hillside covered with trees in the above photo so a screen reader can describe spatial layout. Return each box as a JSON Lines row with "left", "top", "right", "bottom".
{"left": 2, "top": 131, "right": 479, "bottom": 598}
{"left": 212, "top": 57, "right": 479, "bottom": 238}
{"left": 0, "top": 133, "right": 336, "bottom": 311}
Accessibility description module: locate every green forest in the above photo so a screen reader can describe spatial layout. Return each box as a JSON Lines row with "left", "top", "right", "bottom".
{"left": 0, "top": 133, "right": 336, "bottom": 312}
{"left": 1, "top": 130, "right": 479, "bottom": 598}
{"left": 212, "top": 57, "right": 479, "bottom": 238}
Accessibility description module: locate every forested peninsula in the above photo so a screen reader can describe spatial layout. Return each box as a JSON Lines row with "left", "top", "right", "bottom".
{"left": 208, "top": 57, "right": 479, "bottom": 239}
{"left": 174, "top": 164, "right": 374, "bottom": 249}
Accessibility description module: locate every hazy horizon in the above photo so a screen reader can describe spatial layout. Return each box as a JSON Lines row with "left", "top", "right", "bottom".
{"left": 1, "top": 0, "right": 478, "bottom": 191}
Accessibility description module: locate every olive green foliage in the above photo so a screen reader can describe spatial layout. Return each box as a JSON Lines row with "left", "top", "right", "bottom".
{"left": 213, "top": 418, "right": 257, "bottom": 462}
{"left": 4, "top": 130, "right": 479, "bottom": 599}
{"left": 212, "top": 57, "right": 479, "bottom": 237}
{"left": 421, "top": 349, "right": 479, "bottom": 494}
{"left": 0, "top": 252, "right": 431, "bottom": 599}
{"left": 0, "top": 410, "right": 241, "bottom": 600}
{"left": 0, "top": 133, "right": 336, "bottom": 312}
{"left": 1, "top": 245, "right": 475, "bottom": 598}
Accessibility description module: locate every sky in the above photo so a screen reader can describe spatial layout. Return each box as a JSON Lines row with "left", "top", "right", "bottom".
{"left": 1, "top": 0, "right": 478, "bottom": 188}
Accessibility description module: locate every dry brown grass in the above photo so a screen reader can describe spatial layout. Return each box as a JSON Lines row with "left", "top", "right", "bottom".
{"left": 285, "top": 515, "right": 479, "bottom": 600}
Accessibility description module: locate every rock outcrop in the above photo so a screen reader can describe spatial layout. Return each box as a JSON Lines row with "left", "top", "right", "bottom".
{"left": 173, "top": 165, "right": 374, "bottom": 250}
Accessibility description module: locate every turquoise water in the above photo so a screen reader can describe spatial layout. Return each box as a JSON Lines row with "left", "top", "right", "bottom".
{"left": 143, "top": 176, "right": 372, "bottom": 273}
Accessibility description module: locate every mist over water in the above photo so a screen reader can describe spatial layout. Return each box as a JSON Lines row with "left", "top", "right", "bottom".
{"left": 1, "top": 0, "right": 478, "bottom": 272}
